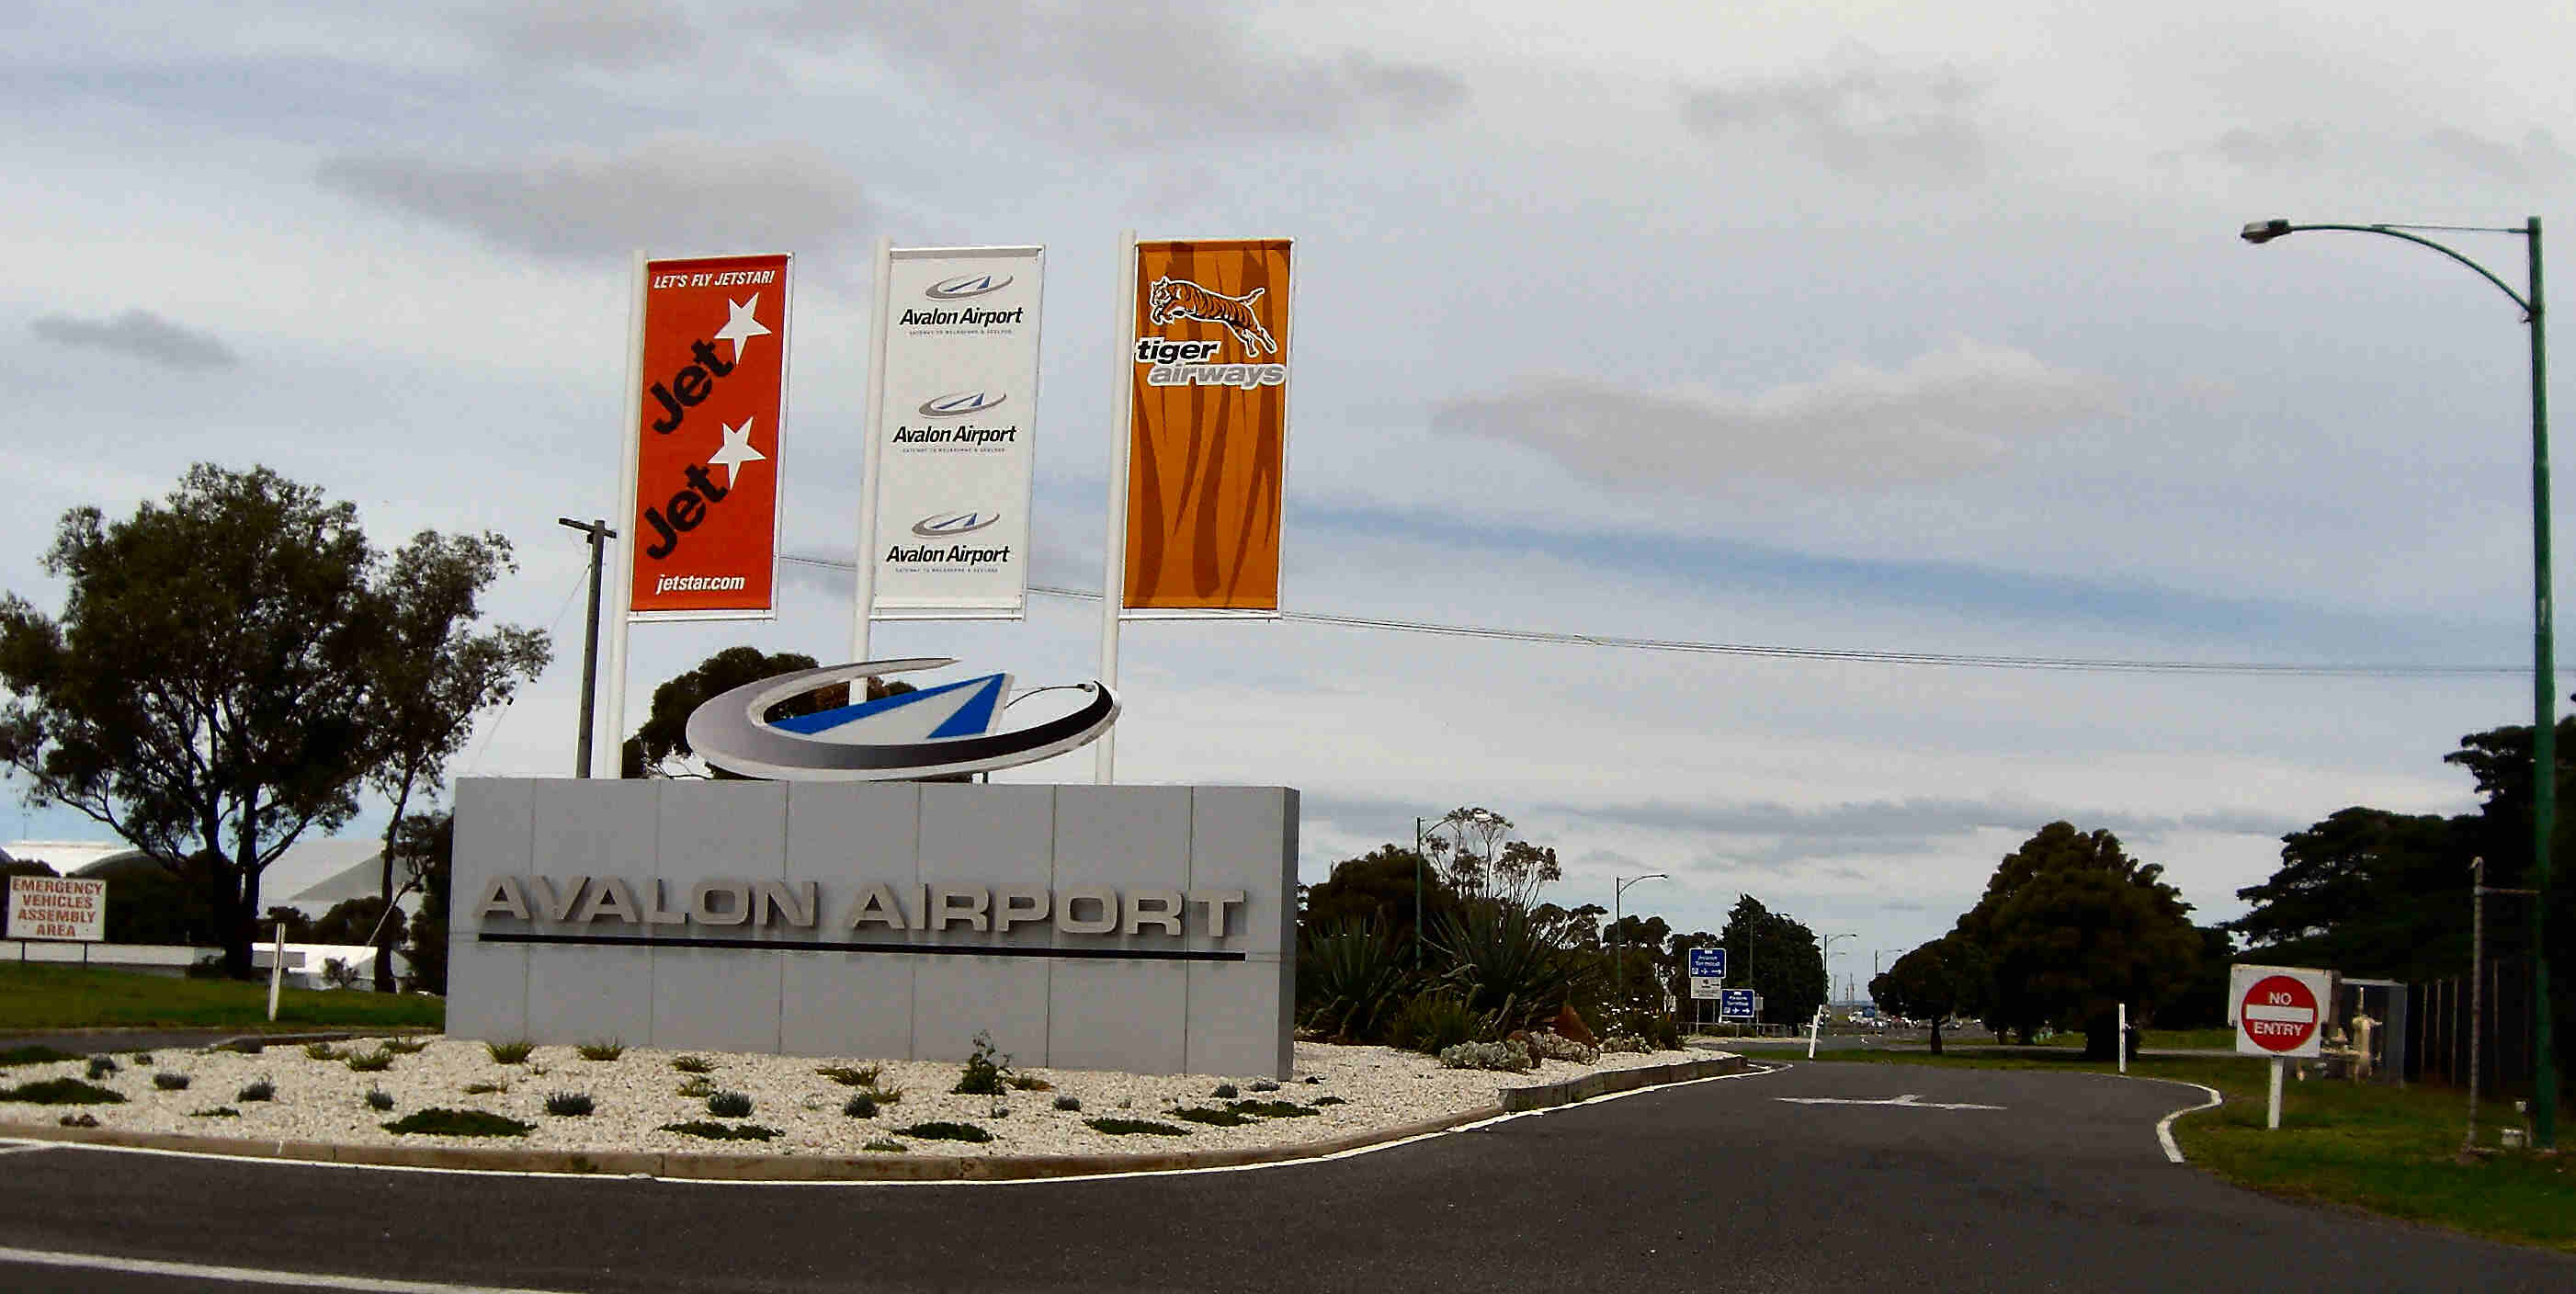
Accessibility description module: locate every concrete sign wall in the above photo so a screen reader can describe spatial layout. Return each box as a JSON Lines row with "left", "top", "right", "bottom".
{"left": 448, "top": 779, "right": 1296, "bottom": 1078}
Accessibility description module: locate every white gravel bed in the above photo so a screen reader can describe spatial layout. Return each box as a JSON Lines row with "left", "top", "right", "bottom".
{"left": 2, "top": 1039, "right": 1718, "bottom": 1160}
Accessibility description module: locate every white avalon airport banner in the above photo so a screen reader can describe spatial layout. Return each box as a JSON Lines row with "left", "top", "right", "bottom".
{"left": 857, "top": 244, "right": 1044, "bottom": 623}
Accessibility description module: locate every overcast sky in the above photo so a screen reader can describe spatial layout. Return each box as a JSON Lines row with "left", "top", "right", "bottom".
{"left": 7, "top": 1, "right": 2573, "bottom": 998}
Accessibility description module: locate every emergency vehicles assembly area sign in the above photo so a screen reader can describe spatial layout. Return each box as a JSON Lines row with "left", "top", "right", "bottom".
{"left": 626, "top": 254, "right": 791, "bottom": 619}
{"left": 6, "top": 875, "right": 105, "bottom": 942}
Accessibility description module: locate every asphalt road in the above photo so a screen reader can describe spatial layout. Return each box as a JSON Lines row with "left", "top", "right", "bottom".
{"left": 3, "top": 1061, "right": 2568, "bottom": 1293}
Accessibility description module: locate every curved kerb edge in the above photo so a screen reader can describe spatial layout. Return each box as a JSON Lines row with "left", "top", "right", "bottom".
{"left": 0, "top": 1056, "right": 1753, "bottom": 1182}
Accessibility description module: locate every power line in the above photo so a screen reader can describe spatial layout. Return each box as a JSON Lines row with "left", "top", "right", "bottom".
{"left": 777, "top": 553, "right": 2521, "bottom": 679}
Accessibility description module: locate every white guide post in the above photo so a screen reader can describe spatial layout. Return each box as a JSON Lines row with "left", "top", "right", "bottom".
{"left": 1808, "top": 1005, "right": 1825, "bottom": 1060}
{"left": 2118, "top": 1002, "right": 2128, "bottom": 1074}
{"left": 265, "top": 925, "right": 285, "bottom": 1022}
{"left": 1094, "top": 229, "right": 1139, "bottom": 785}
{"left": 850, "top": 236, "right": 893, "bottom": 660}
{"left": 2267, "top": 1057, "right": 2285, "bottom": 1130}
{"left": 598, "top": 250, "right": 647, "bottom": 778}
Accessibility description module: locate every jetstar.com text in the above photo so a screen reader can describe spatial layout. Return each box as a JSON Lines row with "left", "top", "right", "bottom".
{"left": 654, "top": 573, "right": 749, "bottom": 595}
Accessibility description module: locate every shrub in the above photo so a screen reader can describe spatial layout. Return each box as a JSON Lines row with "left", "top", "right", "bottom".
{"left": 236, "top": 1079, "right": 276, "bottom": 1102}
{"left": 670, "top": 1054, "right": 713, "bottom": 1073}
{"left": 1438, "top": 1039, "right": 1534, "bottom": 1072}
{"left": 1388, "top": 991, "right": 1480, "bottom": 1055}
{"left": 1313, "top": 1095, "right": 1347, "bottom": 1106}
{"left": 1008, "top": 1073, "right": 1052, "bottom": 1092}
{"left": 842, "top": 1093, "right": 879, "bottom": 1118}
{"left": 1299, "top": 914, "right": 1413, "bottom": 1041}
{"left": 545, "top": 1092, "right": 595, "bottom": 1117}
{"left": 675, "top": 1076, "right": 714, "bottom": 1098}
{"left": 1053, "top": 1095, "right": 1082, "bottom": 1112}
{"left": 659, "top": 1120, "right": 777, "bottom": 1141}
{"left": 131, "top": 1053, "right": 154, "bottom": 1065}
{"left": 706, "top": 1090, "right": 753, "bottom": 1118}
{"left": 1599, "top": 1034, "right": 1651, "bottom": 1054}
{"left": 365, "top": 1085, "right": 394, "bottom": 1111}
{"left": 1210, "top": 1083, "right": 1239, "bottom": 1099}
{"left": 153, "top": 1072, "right": 191, "bottom": 1091}
{"left": 484, "top": 1039, "right": 535, "bottom": 1064}
{"left": 59, "top": 1113, "right": 98, "bottom": 1128}
{"left": 383, "top": 1108, "right": 533, "bottom": 1137}
{"left": 189, "top": 1107, "right": 240, "bottom": 1118}
{"left": 380, "top": 1037, "right": 429, "bottom": 1055}
{"left": 85, "top": 1055, "right": 119, "bottom": 1079}
{"left": 0, "top": 1046, "right": 77, "bottom": 1068}
{"left": 1171, "top": 1106, "right": 1253, "bottom": 1127}
{"left": 463, "top": 1081, "right": 510, "bottom": 1095}
{"left": 1087, "top": 1117, "right": 1189, "bottom": 1136}
{"left": 322, "top": 958, "right": 361, "bottom": 990}
{"left": 0, "top": 1078, "right": 126, "bottom": 1105}
{"left": 1526, "top": 1032, "right": 1600, "bottom": 1064}
{"left": 951, "top": 1030, "right": 1012, "bottom": 1095}
{"left": 863, "top": 1138, "right": 908, "bottom": 1152}
{"left": 1228, "top": 1099, "right": 1317, "bottom": 1118}
{"left": 816, "top": 1063, "right": 880, "bottom": 1087}
{"left": 1250, "top": 1080, "right": 1280, "bottom": 1092}
{"left": 895, "top": 1120, "right": 993, "bottom": 1143}
{"left": 346, "top": 1050, "right": 393, "bottom": 1073}
{"left": 302, "top": 1042, "right": 341, "bottom": 1061}
{"left": 576, "top": 1039, "right": 625, "bottom": 1061}
{"left": 863, "top": 1084, "right": 904, "bottom": 1105}
{"left": 1430, "top": 900, "right": 1586, "bottom": 1033}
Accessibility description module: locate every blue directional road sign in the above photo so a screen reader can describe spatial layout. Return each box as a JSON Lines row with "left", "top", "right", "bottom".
{"left": 1687, "top": 948, "right": 1729, "bottom": 979}
{"left": 1719, "top": 988, "right": 1757, "bottom": 1020}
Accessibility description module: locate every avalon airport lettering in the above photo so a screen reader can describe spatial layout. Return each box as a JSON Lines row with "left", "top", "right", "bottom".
{"left": 477, "top": 874, "right": 1246, "bottom": 938}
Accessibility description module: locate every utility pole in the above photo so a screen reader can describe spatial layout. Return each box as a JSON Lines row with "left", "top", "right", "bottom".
{"left": 557, "top": 518, "right": 616, "bottom": 778}
{"left": 2467, "top": 856, "right": 2539, "bottom": 1155}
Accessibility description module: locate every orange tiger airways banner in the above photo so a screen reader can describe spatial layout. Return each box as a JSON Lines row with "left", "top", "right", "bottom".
{"left": 1121, "top": 238, "right": 1291, "bottom": 615}
{"left": 625, "top": 254, "right": 790, "bottom": 619}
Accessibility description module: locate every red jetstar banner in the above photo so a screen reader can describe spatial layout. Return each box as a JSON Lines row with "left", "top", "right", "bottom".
{"left": 624, "top": 253, "right": 790, "bottom": 619}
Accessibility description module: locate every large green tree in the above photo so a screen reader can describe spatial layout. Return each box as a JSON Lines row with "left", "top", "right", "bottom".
{"left": 1300, "top": 844, "right": 1458, "bottom": 961}
{"left": 2228, "top": 806, "right": 2468, "bottom": 983}
{"left": 0, "top": 465, "right": 539, "bottom": 977}
{"left": 1869, "top": 934, "right": 1989, "bottom": 1054}
{"left": 1958, "top": 823, "right": 2201, "bottom": 1058}
{"left": 1718, "top": 895, "right": 1826, "bottom": 1025}
{"left": 396, "top": 812, "right": 453, "bottom": 994}
{"left": 622, "top": 647, "right": 896, "bottom": 778}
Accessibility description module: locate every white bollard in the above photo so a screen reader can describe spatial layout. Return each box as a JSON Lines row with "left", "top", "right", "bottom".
{"left": 2118, "top": 1003, "right": 2128, "bottom": 1074}
{"left": 1808, "top": 1005, "right": 1825, "bottom": 1059}
{"left": 266, "top": 925, "right": 286, "bottom": 1023}
{"left": 2267, "top": 1056, "right": 2285, "bottom": 1129}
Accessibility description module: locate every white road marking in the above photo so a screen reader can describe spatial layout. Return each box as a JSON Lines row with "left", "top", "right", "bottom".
{"left": 0, "top": 1141, "right": 65, "bottom": 1156}
{"left": 0, "top": 1244, "right": 578, "bottom": 1293}
{"left": 1773, "top": 1092, "right": 2005, "bottom": 1110}
{"left": 2152, "top": 1083, "right": 2225, "bottom": 1163}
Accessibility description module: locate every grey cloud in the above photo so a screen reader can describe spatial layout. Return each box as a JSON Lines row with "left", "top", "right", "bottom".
{"left": 2215, "top": 124, "right": 2326, "bottom": 173}
{"left": 318, "top": 135, "right": 875, "bottom": 260}
{"left": 459, "top": 0, "right": 698, "bottom": 68}
{"left": 1546, "top": 798, "right": 2305, "bottom": 871}
{"left": 2215, "top": 122, "right": 2570, "bottom": 183}
{"left": 31, "top": 310, "right": 236, "bottom": 370}
{"left": 2422, "top": 128, "right": 2571, "bottom": 183}
{"left": 768, "top": 1, "right": 1465, "bottom": 140}
{"left": 1683, "top": 63, "right": 1984, "bottom": 183}
{"left": 1431, "top": 340, "right": 2116, "bottom": 493}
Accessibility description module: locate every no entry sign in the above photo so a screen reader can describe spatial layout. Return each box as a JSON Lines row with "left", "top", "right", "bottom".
{"left": 2234, "top": 966, "right": 2330, "bottom": 1058}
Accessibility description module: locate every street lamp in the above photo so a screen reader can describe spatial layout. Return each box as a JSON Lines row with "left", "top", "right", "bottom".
{"left": 1821, "top": 933, "right": 1855, "bottom": 1008}
{"left": 2241, "top": 215, "right": 2554, "bottom": 1149}
{"left": 1613, "top": 873, "right": 1669, "bottom": 997}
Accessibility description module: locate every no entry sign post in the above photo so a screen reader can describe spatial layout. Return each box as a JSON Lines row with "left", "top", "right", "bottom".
{"left": 2233, "top": 964, "right": 2332, "bottom": 1130}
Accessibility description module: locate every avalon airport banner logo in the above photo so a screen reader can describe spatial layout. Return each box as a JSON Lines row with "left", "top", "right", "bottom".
{"left": 626, "top": 253, "right": 791, "bottom": 619}
{"left": 685, "top": 656, "right": 1118, "bottom": 780}
{"left": 1125, "top": 239, "right": 1291, "bottom": 615}
{"left": 863, "top": 247, "right": 1044, "bottom": 620}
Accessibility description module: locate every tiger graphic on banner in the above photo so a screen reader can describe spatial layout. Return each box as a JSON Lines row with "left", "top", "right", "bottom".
{"left": 1147, "top": 277, "right": 1277, "bottom": 357}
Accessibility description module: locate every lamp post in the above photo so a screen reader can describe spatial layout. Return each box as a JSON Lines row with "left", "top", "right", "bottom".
{"left": 2241, "top": 216, "right": 2553, "bottom": 1149}
{"left": 1613, "top": 873, "right": 1669, "bottom": 997}
{"left": 1821, "top": 933, "right": 1855, "bottom": 1010}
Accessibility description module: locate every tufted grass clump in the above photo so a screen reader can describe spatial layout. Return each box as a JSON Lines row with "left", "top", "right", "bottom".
{"left": 706, "top": 1090, "right": 753, "bottom": 1118}
{"left": 1228, "top": 1099, "right": 1318, "bottom": 1118}
{"left": 659, "top": 1119, "right": 777, "bottom": 1141}
{"left": 379, "top": 1037, "right": 429, "bottom": 1056}
{"left": 85, "top": 1055, "right": 119, "bottom": 1079}
{"left": 816, "top": 1062, "right": 881, "bottom": 1087}
{"left": 670, "top": 1054, "right": 712, "bottom": 1074}
{"left": 1053, "top": 1095, "right": 1082, "bottom": 1112}
{"left": 484, "top": 1039, "right": 535, "bottom": 1064}
{"left": 236, "top": 1079, "right": 276, "bottom": 1103}
{"left": 1, "top": 1078, "right": 126, "bottom": 1105}
{"left": 154, "top": 1072, "right": 192, "bottom": 1091}
{"left": 345, "top": 1050, "right": 393, "bottom": 1073}
{"left": 863, "top": 1138, "right": 907, "bottom": 1152}
{"left": 951, "top": 1030, "right": 1013, "bottom": 1095}
{"left": 1170, "top": 1106, "right": 1252, "bottom": 1127}
{"left": 0, "top": 1046, "right": 79, "bottom": 1068}
{"left": 1312, "top": 1095, "right": 1347, "bottom": 1106}
{"left": 383, "top": 1107, "right": 532, "bottom": 1137}
{"left": 1209, "top": 1083, "right": 1238, "bottom": 1099}
{"left": 675, "top": 1076, "right": 714, "bottom": 1098}
{"left": 545, "top": 1091, "right": 595, "bottom": 1117}
{"left": 462, "top": 1080, "right": 509, "bottom": 1095}
{"left": 189, "top": 1106, "right": 240, "bottom": 1118}
{"left": 841, "top": 1093, "right": 879, "bottom": 1118}
{"left": 1007, "top": 1073, "right": 1052, "bottom": 1092}
{"left": 302, "top": 1042, "right": 341, "bottom": 1061}
{"left": 1086, "top": 1117, "right": 1190, "bottom": 1136}
{"left": 895, "top": 1120, "right": 993, "bottom": 1143}
{"left": 365, "top": 1085, "right": 394, "bottom": 1111}
{"left": 576, "top": 1039, "right": 625, "bottom": 1061}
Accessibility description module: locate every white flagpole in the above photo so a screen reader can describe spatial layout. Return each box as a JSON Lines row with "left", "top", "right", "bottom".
{"left": 599, "top": 250, "right": 646, "bottom": 778}
{"left": 1095, "top": 229, "right": 1139, "bottom": 785}
{"left": 851, "top": 236, "right": 894, "bottom": 661}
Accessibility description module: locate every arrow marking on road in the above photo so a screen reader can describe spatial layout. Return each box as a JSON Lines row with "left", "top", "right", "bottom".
{"left": 1773, "top": 1093, "right": 2005, "bottom": 1110}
